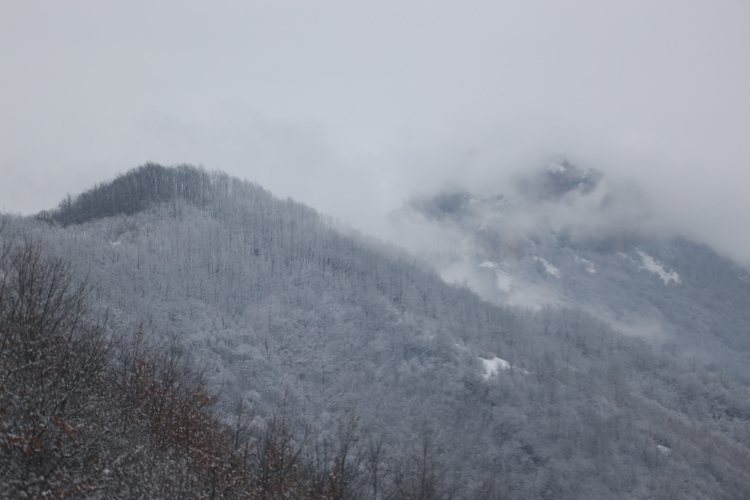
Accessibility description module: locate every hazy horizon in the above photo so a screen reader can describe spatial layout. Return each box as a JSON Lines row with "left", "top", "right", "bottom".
{"left": 2, "top": 1, "right": 749, "bottom": 266}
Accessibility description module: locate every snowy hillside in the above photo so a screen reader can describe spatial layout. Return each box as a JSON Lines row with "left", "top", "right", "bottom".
{"left": 3, "top": 164, "right": 750, "bottom": 499}
{"left": 395, "top": 160, "right": 750, "bottom": 382}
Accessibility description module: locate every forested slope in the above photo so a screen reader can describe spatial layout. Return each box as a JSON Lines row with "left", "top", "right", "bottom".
{"left": 398, "top": 161, "right": 750, "bottom": 381}
{"left": 2, "top": 164, "right": 750, "bottom": 498}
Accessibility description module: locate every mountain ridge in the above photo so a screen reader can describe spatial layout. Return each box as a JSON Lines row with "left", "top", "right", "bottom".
{"left": 394, "top": 161, "right": 750, "bottom": 382}
{"left": 3, "top": 163, "right": 750, "bottom": 498}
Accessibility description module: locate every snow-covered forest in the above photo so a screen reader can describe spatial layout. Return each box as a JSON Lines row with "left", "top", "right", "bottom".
{"left": 3, "top": 164, "right": 750, "bottom": 499}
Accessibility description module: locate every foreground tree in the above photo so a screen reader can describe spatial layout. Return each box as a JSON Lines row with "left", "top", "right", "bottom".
{"left": 0, "top": 235, "right": 361, "bottom": 499}
{"left": 0, "top": 239, "right": 109, "bottom": 498}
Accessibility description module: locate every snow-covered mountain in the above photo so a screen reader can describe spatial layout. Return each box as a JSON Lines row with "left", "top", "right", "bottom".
{"left": 3, "top": 163, "right": 750, "bottom": 499}
{"left": 394, "top": 160, "right": 750, "bottom": 382}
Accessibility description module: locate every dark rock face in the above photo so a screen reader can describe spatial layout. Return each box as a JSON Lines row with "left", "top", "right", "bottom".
{"left": 518, "top": 159, "right": 604, "bottom": 201}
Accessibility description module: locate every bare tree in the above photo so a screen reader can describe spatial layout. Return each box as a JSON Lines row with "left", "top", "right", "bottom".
{"left": 0, "top": 239, "right": 109, "bottom": 498}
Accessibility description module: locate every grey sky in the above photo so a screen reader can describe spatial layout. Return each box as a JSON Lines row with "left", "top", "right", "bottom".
{"left": 2, "top": 1, "right": 749, "bottom": 264}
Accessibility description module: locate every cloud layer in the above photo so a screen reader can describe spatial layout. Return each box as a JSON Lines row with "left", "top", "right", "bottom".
{"left": 1, "top": 1, "right": 749, "bottom": 264}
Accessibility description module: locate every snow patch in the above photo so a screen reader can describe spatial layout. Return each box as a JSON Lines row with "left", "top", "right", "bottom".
{"left": 481, "top": 357, "right": 511, "bottom": 379}
{"left": 534, "top": 257, "right": 560, "bottom": 278}
{"left": 636, "top": 250, "right": 680, "bottom": 285}
{"left": 480, "top": 356, "right": 528, "bottom": 378}
{"left": 494, "top": 270, "right": 513, "bottom": 292}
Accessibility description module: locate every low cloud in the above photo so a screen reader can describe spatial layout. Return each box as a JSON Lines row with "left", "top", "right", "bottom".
{"left": 1, "top": 1, "right": 748, "bottom": 265}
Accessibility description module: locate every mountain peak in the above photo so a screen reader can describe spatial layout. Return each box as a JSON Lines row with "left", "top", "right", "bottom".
{"left": 519, "top": 158, "right": 604, "bottom": 201}
{"left": 36, "top": 163, "right": 258, "bottom": 226}
{"left": 404, "top": 159, "right": 608, "bottom": 231}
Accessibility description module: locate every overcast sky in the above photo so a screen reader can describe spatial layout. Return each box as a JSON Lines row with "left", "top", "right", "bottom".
{"left": 2, "top": 1, "right": 749, "bottom": 265}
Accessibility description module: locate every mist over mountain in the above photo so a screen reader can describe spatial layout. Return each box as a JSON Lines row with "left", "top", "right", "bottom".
{"left": 3, "top": 164, "right": 750, "bottom": 498}
{"left": 392, "top": 160, "right": 750, "bottom": 383}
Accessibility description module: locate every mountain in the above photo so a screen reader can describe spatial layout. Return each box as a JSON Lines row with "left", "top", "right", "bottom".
{"left": 3, "top": 163, "right": 750, "bottom": 499}
{"left": 395, "top": 160, "right": 750, "bottom": 382}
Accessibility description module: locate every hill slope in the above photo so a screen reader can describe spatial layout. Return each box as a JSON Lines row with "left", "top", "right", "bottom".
{"left": 395, "top": 160, "right": 750, "bottom": 381}
{"left": 3, "top": 163, "right": 750, "bottom": 499}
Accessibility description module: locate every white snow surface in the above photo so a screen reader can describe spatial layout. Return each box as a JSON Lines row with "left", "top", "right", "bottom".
{"left": 493, "top": 270, "right": 513, "bottom": 293}
{"left": 637, "top": 250, "right": 681, "bottom": 285}
{"left": 481, "top": 357, "right": 511, "bottom": 379}
{"left": 534, "top": 257, "right": 560, "bottom": 278}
